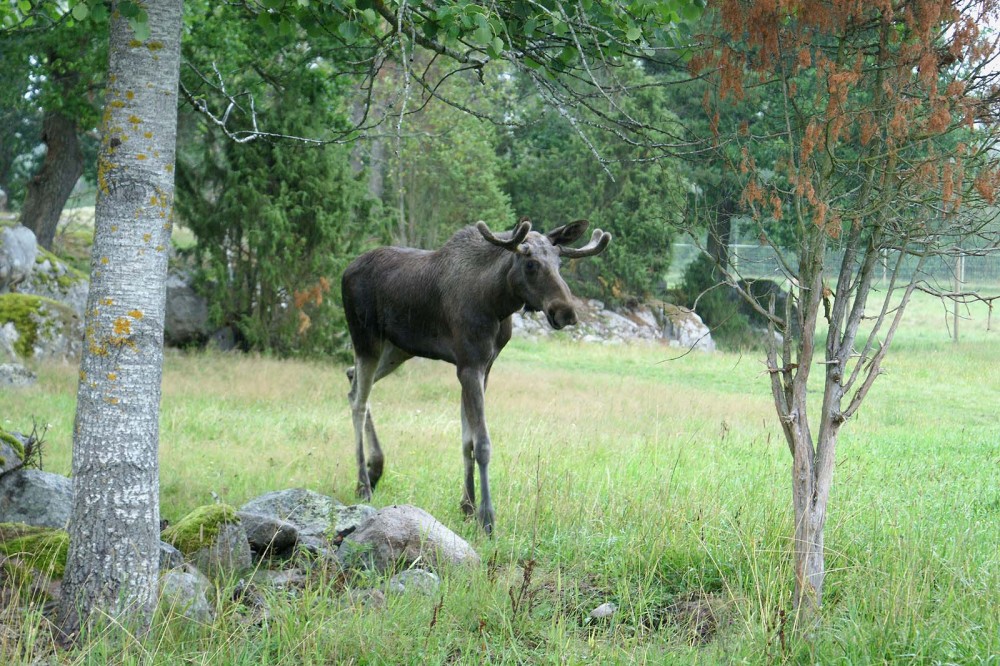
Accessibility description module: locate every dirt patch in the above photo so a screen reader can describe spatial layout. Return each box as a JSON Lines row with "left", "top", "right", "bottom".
{"left": 645, "top": 591, "right": 729, "bottom": 645}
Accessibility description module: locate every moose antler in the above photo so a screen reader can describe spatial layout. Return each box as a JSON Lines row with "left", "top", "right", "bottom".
{"left": 559, "top": 229, "right": 611, "bottom": 258}
{"left": 477, "top": 219, "right": 532, "bottom": 251}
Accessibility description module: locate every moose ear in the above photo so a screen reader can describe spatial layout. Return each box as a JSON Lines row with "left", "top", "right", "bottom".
{"left": 546, "top": 219, "right": 590, "bottom": 246}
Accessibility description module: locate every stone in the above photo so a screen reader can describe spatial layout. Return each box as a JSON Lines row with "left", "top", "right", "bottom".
{"left": 162, "top": 504, "right": 251, "bottom": 579}
{"left": 237, "top": 511, "right": 299, "bottom": 556}
{"left": 19, "top": 250, "right": 88, "bottom": 319}
{"left": 0, "top": 363, "right": 36, "bottom": 388}
{"left": 0, "top": 225, "right": 38, "bottom": 292}
{"left": 339, "top": 504, "right": 479, "bottom": 573}
{"left": 239, "top": 488, "right": 342, "bottom": 538}
{"left": 160, "top": 565, "right": 215, "bottom": 624}
{"left": 658, "top": 303, "right": 716, "bottom": 352}
{"left": 0, "top": 293, "right": 83, "bottom": 361}
{"left": 159, "top": 540, "right": 185, "bottom": 571}
{"left": 164, "top": 273, "right": 209, "bottom": 347}
{"left": 387, "top": 569, "right": 440, "bottom": 596}
{"left": 333, "top": 504, "right": 377, "bottom": 535}
{"left": 589, "top": 601, "right": 617, "bottom": 620}
{"left": 0, "top": 429, "right": 27, "bottom": 476}
{"left": 0, "top": 469, "right": 73, "bottom": 529}
{"left": 251, "top": 567, "right": 308, "bottom": 592}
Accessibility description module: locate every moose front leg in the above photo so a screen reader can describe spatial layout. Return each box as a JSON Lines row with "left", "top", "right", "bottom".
{"left": 458, "top": 365, "right": 494, "bottom": 533}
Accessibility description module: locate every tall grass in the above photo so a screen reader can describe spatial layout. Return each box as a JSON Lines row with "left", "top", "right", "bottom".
{"left": 1, "top": 290, "right": 997, "bottom": 663}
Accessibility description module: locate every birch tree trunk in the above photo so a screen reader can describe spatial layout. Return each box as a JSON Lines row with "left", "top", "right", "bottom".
{"left": 59, "top": 0, "right": 183, "bottom": 641}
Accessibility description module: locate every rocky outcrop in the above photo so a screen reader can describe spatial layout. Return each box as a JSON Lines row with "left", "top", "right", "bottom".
{"left": 512, "top": 298, "right": 715, "bottom": 351}
{"left": 0, "top": 293, "right": 83, "bottom": 361}
{"left": 164, "top": 273, "right": 209, "bottom": 347}
{"left": 162, "top": 504, "right": 251, "bottom": 579}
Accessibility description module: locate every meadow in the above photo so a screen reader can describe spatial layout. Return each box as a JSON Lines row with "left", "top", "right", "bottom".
{"left": 1, "top": 290, "right": 998, "bottom": 664}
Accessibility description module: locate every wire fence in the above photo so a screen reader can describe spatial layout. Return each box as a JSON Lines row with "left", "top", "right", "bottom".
{"left": 668, "top": 242, "right": 1000, "bottom": 292}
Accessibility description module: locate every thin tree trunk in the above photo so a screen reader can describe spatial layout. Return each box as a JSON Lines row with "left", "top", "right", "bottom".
{"left": 20, "top": 106, "right": 83, "bottom": 250}
{"left": 59, "top": 0, "right": 183, "bottom": 641}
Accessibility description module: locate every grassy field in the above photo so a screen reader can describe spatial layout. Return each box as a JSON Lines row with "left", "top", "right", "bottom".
{"left": 1, "top": 290, "right": 998, "bottom": 664}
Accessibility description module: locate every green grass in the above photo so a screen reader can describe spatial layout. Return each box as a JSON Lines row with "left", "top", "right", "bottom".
{"left": 1, "top": 290, "right": 998, "bottom": 663}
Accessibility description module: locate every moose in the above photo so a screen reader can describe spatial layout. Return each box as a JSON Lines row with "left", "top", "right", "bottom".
{"left": 341, "top": 218, "right": 611, "bottom": 533}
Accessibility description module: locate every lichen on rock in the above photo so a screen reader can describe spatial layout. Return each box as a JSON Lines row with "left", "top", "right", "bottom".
{"left": 0, "top": 292, "right": 81, "bottom": 360}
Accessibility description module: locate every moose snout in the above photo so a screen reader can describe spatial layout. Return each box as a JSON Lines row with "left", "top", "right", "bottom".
{"left": 546, "top": 302, "right": 578, "bottom": 330}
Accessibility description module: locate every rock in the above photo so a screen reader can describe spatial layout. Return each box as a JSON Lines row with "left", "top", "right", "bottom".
{"left": 589, "top": 601, "right": 617, "bottom": 620}
{"left": 159, "top": 541, "right": 185, "bottom": 571}
{"left": 161, "top": 504, "right": 251, "bottom": 579}
{"left": 208, "top": 326, "right": 237, "bottom": 352}
{"left": 387, "top": 569, "right": 440, "bottom": 596}
{"left": 339, "top": 504, "right": 480, "bottom": 573}
{"left": 0, "top": 469, "right": 73, "bottom": 529}
{"left": 0, "top": 429, "right": 27, "bottom": 476}
{"left": 0, "top": 225, "right": 38, "bottom": 292}
{"left": 511, "top": 297, "right": 715, "bottom": 350}
{"left": 0, "top": 363, "right": 36, "bottom": 388}
{"left": 251, "top": 567, "right": 308, "bottom": 592}
{"left": 236, "top": 511, "right": 299, "bottom": 557}
{"left": 0, "top": 293, "right": 82, "bottom": 361}
{"left": 160, "top": 565, "right": 215, "bottom": 624}
{"left": 19, "top": 249, "right": 88, "bottom": 319}
{"left": 656, "top": 303, "right": 716, "bottom": 352}
{"left": 164, "top": 273, "right": 209, "bottom": 347}
{"left": 239, "top": 488, "right": 342, "bottom": 538}
{"left": 333, "top": 504, "right": 377, "bottom": 535}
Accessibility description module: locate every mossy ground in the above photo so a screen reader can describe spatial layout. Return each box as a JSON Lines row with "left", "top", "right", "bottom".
{"left": 162, "top": 504, "right": 240, "bottom": 555}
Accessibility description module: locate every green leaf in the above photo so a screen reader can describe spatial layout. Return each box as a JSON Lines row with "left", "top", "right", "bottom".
{"left": 71, "top": 2, "right": 89, "bottom": 20}
{"left": 626, "top": 24, "right": 641, "bottom": 41}
{"left": 338, "top": 20, "right": 360, "bottom": 42}
{"left": 17, "top": 0, "right": 31, "bottom": 13}
{"left": 118, "top": 0, "right": 140, "bottom": 18}
{"left": 129, "top": 16, "right": 150, "bottom": 41}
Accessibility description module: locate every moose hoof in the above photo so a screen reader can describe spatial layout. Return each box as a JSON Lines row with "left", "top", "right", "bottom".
{"left": 478, "top": 506, "right": 495, "bottom": 535}
{"left": 368, "top": 459, "right": 384, "bottom": 489}
{"left": 356, "top": 483, "right": 373, "bottom": 502}
{"left": 460, "top": 499, "right": 475, "bottom": 517}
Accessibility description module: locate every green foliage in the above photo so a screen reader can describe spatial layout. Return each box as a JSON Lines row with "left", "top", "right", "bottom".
{"left": 502, "top": 65, "right": 688, "bottom": 303}
{"left": 383, "top": 67, "right": 515, "bottom": 247}
{"left": 176, "top": 16, "right": 380, "bottom": 359}
{"left": 675, "top": 253, "right": 758, "bottom": 349}
{"left": 162, "top": 504, "right": 239, "bottom": 555}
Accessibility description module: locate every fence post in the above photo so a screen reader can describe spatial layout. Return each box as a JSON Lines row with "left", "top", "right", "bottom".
{"left": 954, "top": 252, "right": 965, "bottom": 344}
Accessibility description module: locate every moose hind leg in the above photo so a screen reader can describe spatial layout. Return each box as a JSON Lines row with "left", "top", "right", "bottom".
{"left": 460, "top": 404, "right": 475, "bottom": 516}
{"left": 363, "top": 343, "right": 412, "bottom": 489}
{"left": 349, "top": 355, "right": 378, "bottom": 501}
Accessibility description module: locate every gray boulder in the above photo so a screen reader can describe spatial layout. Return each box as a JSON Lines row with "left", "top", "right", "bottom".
{"left": 159, "top": 540, "right": 185, "bottom": 571}
{"left": 387, "top": 569, "right": 441, "bottom": 596}
{"left": 0, "top": 293, "right": 83, "bottom": 360}
{"left": 0, "top": 362, "right": 36, "bottom": 387}
{"left": 236, "top": 511, "right": 299, "bottom": 556}
{"left": 19, "top": 251, "right": 89, "bottom": 319}
{"left": 657, "top": 303, "right": 716, "bottom": 352}
{"left": 160, "top": 565, "right": 215, "bottom": 624}
{"left": 0, "top": 225, "right": 37, "bottom": 292}
{"left": 164, "top": 273, "right": 209, "bottom": 347}
{"left": 0, "top": 430, "right": 27, "bottom": 475}
{"left": 339, "top": 504, "right": 479, "bottom": 573}
{"left": 161, "top": 504, "right": 251, "bottom": 579}
{"left": 0, "top": 469, "right": 73, "bottom": 528}
{"left": 240, "top": 488, "right": 342, "bottom": 537}
{"left": 334, "top": 504, "right": 377, "bottom": 535}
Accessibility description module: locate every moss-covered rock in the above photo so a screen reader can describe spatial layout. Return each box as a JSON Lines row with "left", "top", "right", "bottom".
{"left": 0, "top": 523, "right": 69, "bottom": 578}
{"left": 163, "top": 504, "right": 250, "bottom": 579}
{"left": 0, "top": 427, "right": 25, "bottom": 463}
{"left": 162, "top": 504, "right": 240, "bottom": 555}
{"left": 25, "top": 247, "right": 89, "bottom": 317}
{"left": 0, "top": 292, "right": 82, "bottom": 360}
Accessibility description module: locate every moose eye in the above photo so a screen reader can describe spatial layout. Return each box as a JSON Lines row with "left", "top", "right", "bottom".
{"left": 524, "top": 259, "right": 539, "bottom": 273}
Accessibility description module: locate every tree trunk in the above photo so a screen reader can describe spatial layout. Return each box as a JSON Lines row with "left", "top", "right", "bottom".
{"left": 19, "top": 107, "right": 83, "bottom": 250}
{"left": 59, "top": 0, "right": 183, "bottom": 642}
{"left": 706, "top": 202, "right": 733, "bottom": 271}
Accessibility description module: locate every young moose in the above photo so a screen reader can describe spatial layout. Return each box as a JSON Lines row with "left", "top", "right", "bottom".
{"left": 341, "top": 218, "right": 611, "bottom": 533}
